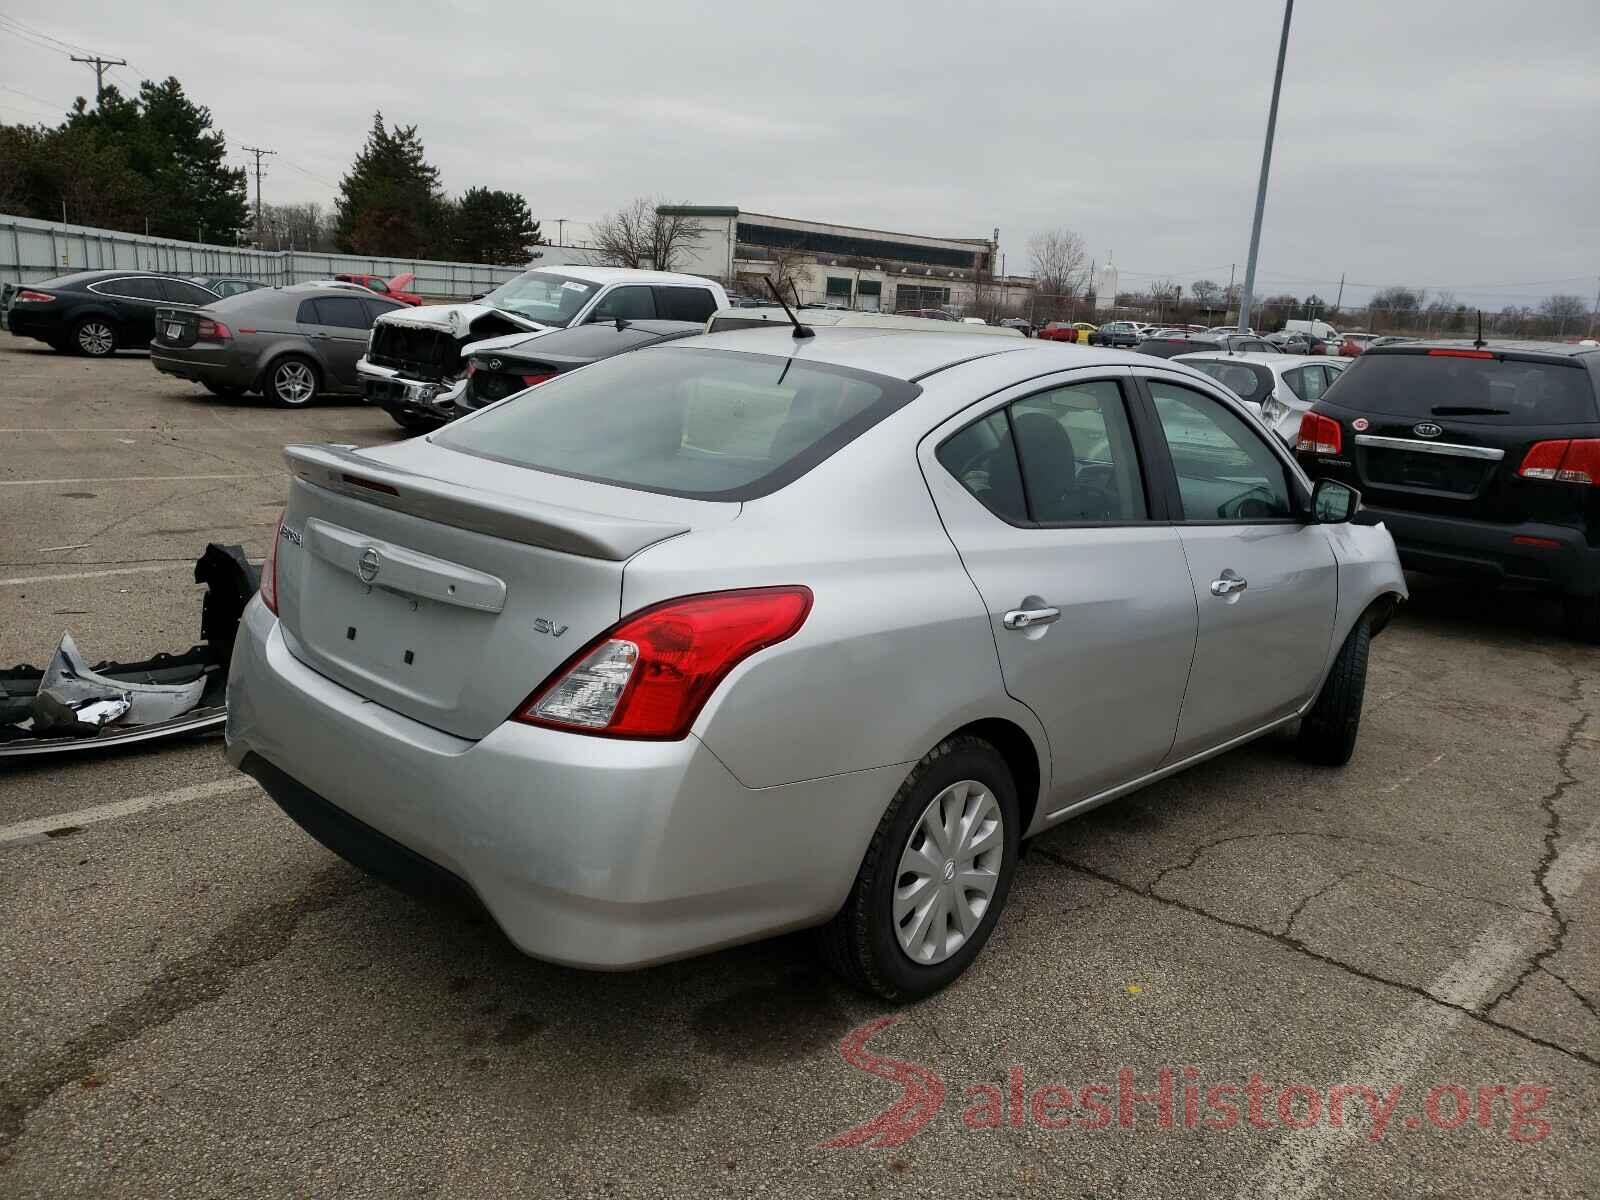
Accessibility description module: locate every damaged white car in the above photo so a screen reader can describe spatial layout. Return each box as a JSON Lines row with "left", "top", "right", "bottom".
{"left": 357, "top": 266, "right": 727, "bottom": 430}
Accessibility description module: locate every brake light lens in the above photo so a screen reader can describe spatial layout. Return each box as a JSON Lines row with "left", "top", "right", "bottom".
{"left": 197, "top": 318, "right": 231, "bottom": 341}
{"left": 260, "top": 511, "right": 284, "bottom": 614}
{"left": 1427, "top": 348, "right": 1495, "bottom": 359}
{"left": 14, "top": 289, "right": 54, "bottom": 303}
{"left": 1295, "top": 412, "right": 1343, "bottom": 456}
{"left": 515, "top": 587, "right": 813, "bottom": 739}
{"left": 521, "top": 372, "right": 555, "bottom": 388}
{"left": 1518, "top": 439, "right": 1600, "bottom": 485}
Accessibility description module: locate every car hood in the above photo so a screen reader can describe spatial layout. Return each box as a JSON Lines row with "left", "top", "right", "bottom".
{"left": 461, "top": 328, "right": 557, "bottom": 356}
{"left": 377, "top": 302, "right": 547, "bottom": 335}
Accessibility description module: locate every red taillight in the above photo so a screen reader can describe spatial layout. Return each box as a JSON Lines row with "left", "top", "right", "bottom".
{"left": 1295, "top": 412, "right": 1343, "bottom": 456}
{"left": 261, "top": 511, "right": 284, "bottom": 614}
{"left": 514, "top": 587, "right": 813, "bottom": 739}
{"left": 1512, "top": 535, "right": 1563, "bottom": 549}
{"left": 197, "top": 318, "right": 231, "bottom": 341}
{"left": 1518, "top": 439, "right": 1600, "bottom": 485}
{"left": 465, "top": 361, "right": 477, "bottom": 376}
{"left": 521, "top": 372, "right": 555, "bottom": 388}
{"left": 14, "top": 289, "right": 54, "bottom": 303}
{"left": 1427, "top": 348, "right": 1494, "bottom": 359}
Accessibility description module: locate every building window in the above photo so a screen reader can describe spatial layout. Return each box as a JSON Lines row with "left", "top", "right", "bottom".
{"left": 825, "top": 277, "right": 852, "bottom": 306}
{"left": 857, "top": 281, "right": 882, "bottom": 298}
{"left": 736, "top": 222, "right": 982, "bottom": 272}
{"left": 895, "top": 285, "right": 951, "bottom": 311}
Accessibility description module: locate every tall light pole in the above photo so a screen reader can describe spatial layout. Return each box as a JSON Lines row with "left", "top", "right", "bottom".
{"left": 1238, "top": 0, "right": 1294, "bottom": 334}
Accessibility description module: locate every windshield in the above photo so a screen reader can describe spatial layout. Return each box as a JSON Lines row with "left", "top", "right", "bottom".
{"left": 480, "top": 271, "right": 600, "bottom": 327}
{"left": 1187, "top": 359, "right": 1271, "bottom": 401}
{"left": 1331, "top": 353, "right": 1597, "bottom": 425}
{"left": 436, "top": 346, "right": 919, "bottom": 500}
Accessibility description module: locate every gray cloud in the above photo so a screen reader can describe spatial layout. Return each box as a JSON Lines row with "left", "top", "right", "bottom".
{"left": 4, "top": 0, "right": 1595, "bottom": 309}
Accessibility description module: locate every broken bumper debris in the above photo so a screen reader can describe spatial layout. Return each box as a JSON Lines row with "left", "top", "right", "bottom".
{"left": 0, "top": 544, "right": 258, "bottom": 760}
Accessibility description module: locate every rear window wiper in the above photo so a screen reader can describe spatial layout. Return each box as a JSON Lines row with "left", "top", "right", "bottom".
{"left": 1430, "top": 406, "right": 1509, "bottom": 416}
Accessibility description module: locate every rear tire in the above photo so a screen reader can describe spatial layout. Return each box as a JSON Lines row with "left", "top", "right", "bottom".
{"left": 1563, "top": 595, "right": 1600, "bottom": 645}
{"left": 263, "top": 356, "right": 319, "bottom": 407}
{"left": 819, "top": 735, "right": 1019, "bottom": 1002}
{"left": 1296, "top": 618, "right": 1371, "bottom": 766}
{"left": 203, "top": 381, "right": 247, "bottom": 399}
{"left": 72, "top": 318, "right": 116, "bottom": 357}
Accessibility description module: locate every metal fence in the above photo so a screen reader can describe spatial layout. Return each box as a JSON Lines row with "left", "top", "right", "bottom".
{"left": 0, "top": 212, "right": 542, "bottom": 299}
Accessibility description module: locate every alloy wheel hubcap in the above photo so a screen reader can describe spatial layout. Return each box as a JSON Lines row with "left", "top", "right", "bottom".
{"left": 277, "top": 363, "right": 314, "bottom": 403}
{"left": 79, "top": 323, "right": 112, "bottom": 354}
{"left": 894, "top": 779, "right": 1003, "bottom": 965}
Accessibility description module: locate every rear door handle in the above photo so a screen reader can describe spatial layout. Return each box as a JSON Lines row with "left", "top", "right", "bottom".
{"left": 1002, "top": 606, "right": 1060, "bottom": 630}
{"left": 1210, "top": 569, "right": 1248, "bottom": 597}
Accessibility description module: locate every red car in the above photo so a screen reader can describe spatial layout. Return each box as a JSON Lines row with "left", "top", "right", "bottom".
{"left": 334, "top": 272, "right": 422, "bottom": 306}
{"left": 1339, "top": 332, "right": 1377, "bottom": 356}
{"left": 1037, "top": 322, "right": 1084, "bottom": 343}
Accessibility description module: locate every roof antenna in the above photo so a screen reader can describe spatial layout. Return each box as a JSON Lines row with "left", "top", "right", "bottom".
{"left": 1473, "top": 309, "right": 1485, "bottom": 350}
{"left": 765, "top": 275, "right": 814, "bottom": 339}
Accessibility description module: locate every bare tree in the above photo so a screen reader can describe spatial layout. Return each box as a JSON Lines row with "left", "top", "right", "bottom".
{"left": 1540, "top": 293, "right": 1587, "bottom": 335}
{"left": 1027, "top": 228, "right": 1089, "bottom": 317}
{"left": 764, "top": 240, "right": 811, "bottom": 299}
{"left": 1191, "top": 279, "right": 1221, "bottom": 308}
{"left": 587, "top": 196, "right": 707, "bottom": 273}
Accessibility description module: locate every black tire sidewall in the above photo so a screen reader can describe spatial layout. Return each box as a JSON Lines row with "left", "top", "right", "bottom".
{"left": 862, "top": 743, "right": 1020, "bottom": 999}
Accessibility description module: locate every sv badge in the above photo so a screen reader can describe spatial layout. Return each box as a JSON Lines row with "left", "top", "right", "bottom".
{"left": 532, "top": 617, "right": 569, "bottom": 638}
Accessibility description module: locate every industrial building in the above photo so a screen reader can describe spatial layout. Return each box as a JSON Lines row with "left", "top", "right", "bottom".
{"left": 657, "top": 205, "right": 1037, "bottom": 315}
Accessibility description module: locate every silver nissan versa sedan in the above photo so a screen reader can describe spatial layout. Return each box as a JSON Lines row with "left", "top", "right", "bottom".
{"left": 226, "top": 326, "right": 1406, "bottom": 1000}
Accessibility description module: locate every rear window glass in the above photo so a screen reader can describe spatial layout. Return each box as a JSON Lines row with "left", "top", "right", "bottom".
{"left": 435, "top": 347, "right": 919, "bottom": 500}
{"left": 1186, "top": 360, "right": 1270, "bottom": 401}
{"left": 1332, "top": 353, "right": 1597, "bottom": 425}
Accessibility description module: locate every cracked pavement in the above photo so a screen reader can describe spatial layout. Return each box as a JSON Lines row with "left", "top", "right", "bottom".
{"left": 1, "top": 339, "right": 1597, "bottom": 1198}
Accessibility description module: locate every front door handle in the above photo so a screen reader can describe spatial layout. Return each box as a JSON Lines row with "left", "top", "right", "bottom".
{"left": 1003, "top": 606, "right": 1060, "bottom": 630}
{"left": 1210, "top": 569, "right": 1248, "bottom": 597}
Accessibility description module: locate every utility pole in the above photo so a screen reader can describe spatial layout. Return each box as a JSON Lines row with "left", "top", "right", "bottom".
{"left": 1334, "top": 271, "right": 1345, "bottom": 315}
{"left": 1227, "top": 263, "right": 1236, "bottom": 321}
{"left": 240, "top": 146, "right": 276, "bottom": 247}
{"left": 70, "top": 55, "right": 127, "bottom": 108}
{"left": 1589, "top": 275, "right": 1599, "bottom": 339}
{"left": 556, "top": 217, "right": 568, "bottom": 245}
{"left": 1238, "top": 0, "right": 1294, "bottom": 334}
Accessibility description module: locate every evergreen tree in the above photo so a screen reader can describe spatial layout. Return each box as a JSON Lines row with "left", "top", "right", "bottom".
{"left": 334, "top": 113, "right": 448, "bottom": 256}
{"left": 452, "top": 187, "right": 541, "bottom": 263}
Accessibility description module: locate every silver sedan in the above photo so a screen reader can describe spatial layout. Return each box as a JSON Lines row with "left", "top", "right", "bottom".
{"left": 227, "top": 328, "right": 1406, "bottom": 1000}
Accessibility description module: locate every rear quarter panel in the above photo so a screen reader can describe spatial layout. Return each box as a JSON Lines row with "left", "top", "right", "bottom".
{"left": 624, "top": 424, "right": 1044, "bottom": 792}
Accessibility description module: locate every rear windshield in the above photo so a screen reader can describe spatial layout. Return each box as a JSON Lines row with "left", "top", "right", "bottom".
{"left": 1330, "top": 352, "right": 1597, "bottom": 425}
{"left": 435, "top": 346, "right": 920, "bottom": 500}
{"left": 1186, "top": 359, "right": 1271, "bottom": 401}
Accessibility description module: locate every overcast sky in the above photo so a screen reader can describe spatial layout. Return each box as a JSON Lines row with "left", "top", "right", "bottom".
{"left": 3, "top": 0, "right": 1596, "bottom": 309}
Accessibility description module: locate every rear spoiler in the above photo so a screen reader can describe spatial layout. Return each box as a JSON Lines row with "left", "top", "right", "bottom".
{"left": 284, "top": 443, "right": 689, "bottom": 561}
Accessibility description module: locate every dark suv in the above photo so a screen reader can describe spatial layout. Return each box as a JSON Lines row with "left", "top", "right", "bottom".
{"left": 1294, "top": 341, "right": 1600, "bottom": 639}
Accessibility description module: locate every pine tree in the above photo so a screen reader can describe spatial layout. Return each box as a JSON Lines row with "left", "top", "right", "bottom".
{"left": 451, "top": 187, "right": 541, "bottom": 263}
{"left": 334, "top": 113, "right": 448, "bottom": 256}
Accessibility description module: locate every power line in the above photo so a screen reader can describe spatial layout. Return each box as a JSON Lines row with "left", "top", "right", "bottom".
{"left": 0, "top": 10, "right": 98, "bottom": 54}
{"left": 0, "top": 81, "right": 63, "bottom": 110}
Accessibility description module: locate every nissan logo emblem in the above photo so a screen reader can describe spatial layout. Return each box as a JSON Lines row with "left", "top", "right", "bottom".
{"left": 1413, "top": 423, "right": 1443, "bottom": 439}
{"left": 357, "top": 547, "right": 381, "bottom": 584}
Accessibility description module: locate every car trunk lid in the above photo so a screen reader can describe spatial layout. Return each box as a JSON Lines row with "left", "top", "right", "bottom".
{"left": 275, "top": 441, "right": 736, "bottom": 739}
{"left": 154, "top": 306, "right": 201, "bottom": 348}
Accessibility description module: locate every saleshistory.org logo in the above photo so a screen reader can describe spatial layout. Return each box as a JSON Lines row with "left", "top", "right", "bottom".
{"left": 821, "top": 1020, "right": 1553, "bottom": 1147}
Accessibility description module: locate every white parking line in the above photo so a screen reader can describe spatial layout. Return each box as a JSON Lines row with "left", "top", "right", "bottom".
{"left": 0, "top": 776, "right": 259, "bottom": 847}
{"left": 0, "top": 472, "right": 280, "bottom": 486}
{"left": 0, "top": 563, "right": 194, "bottom": 586}
{"left": 1244, "top": 812, "right": 1600, "bottom": 1200}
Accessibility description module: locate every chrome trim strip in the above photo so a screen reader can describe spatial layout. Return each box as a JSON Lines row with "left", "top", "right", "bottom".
{"left": 1353, "top": 434, "right": 1504, "bottom": 461}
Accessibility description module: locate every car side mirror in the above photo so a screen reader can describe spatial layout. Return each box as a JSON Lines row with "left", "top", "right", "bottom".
{"left": 1310, "top": 478, "right": 1360, "bottom": 524}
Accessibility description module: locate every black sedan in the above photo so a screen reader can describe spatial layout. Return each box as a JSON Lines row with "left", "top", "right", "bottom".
{"left": 383, "top": 319, "right": 704, "bottom": 429}
{"left": 1, "top": 270, "right": 224, "bottom": 357}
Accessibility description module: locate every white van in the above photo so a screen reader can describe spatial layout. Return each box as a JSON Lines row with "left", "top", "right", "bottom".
{"left": 1284, "top": 318, "right": 1338, "bottom": 342}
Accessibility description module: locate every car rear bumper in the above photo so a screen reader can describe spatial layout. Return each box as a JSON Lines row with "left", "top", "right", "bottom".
{"left": 1356, "top": 504, "right": 1600, "bottom": 596}
{"left": 3, "top": 311, "right": 58, "bottom": 341}
{"left": 225, "top": 598, "right": 895, "bottom": 968}
{"left": 150, "top": 345, "right": 254, "bottom": 386}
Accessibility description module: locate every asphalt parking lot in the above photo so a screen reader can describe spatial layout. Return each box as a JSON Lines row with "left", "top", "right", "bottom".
{"left": 1, "top": 336, "right": 1596, "bottom": 1198}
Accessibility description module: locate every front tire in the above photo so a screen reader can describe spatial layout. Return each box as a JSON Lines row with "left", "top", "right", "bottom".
{"left": 1296, "top": 619, "right": 1371, "bottom": 766}
{"left": 263, "top": 356, "right": 319, "bottom": 407}
{"left": 820, "top": 736, "right": 1019, "bottom": 1002}
{"left": 72, "top": 318, "right": 116, "bottom": 357}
